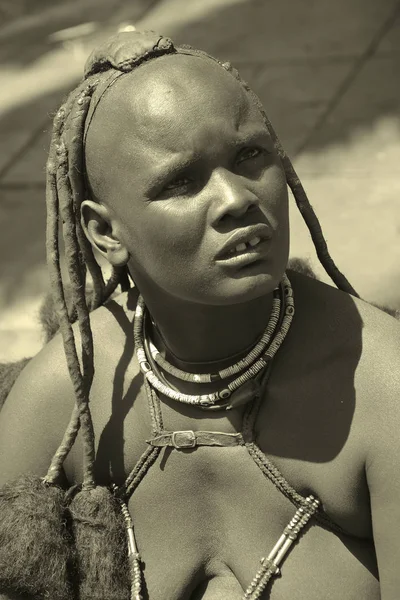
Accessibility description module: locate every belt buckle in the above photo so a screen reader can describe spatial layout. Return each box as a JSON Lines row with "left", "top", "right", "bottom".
{"left": 171, "top": 430, "right": 196, "bottom": 449}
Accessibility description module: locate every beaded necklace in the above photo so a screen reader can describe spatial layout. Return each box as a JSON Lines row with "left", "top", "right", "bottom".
{"left": 150, "top": 313, "right": 267, "bottom": 367}
{"left": 134, "top": 273, "right": 294, "bottom": 409}
{"left": 146, "top": 288, "right": 281, "bottom": 383}
{"left": 143, "top": 322, "right": 275, "bottom": 411}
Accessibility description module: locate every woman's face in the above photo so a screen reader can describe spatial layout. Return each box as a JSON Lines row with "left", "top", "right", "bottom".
{"left": 85, "top": 54, "right": 289, "bottom": 306}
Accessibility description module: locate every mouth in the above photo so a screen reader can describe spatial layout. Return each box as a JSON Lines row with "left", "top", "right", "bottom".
{"left": 214, "top": 224, "right": 272, "bottom": 266}
{"left": 215, "top": 236, "right": 271, "bottom": 267}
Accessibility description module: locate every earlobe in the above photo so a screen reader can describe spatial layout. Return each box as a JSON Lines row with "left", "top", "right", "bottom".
{"left": 80, "top": 200, "right": 129, "bottom": 267}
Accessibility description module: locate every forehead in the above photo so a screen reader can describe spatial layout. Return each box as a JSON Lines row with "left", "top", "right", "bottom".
{"left": 127, "top": 55, "right": 259, "bottom": 130}
{"left": 85, "top": 54, "right": 267, "bottom": 194}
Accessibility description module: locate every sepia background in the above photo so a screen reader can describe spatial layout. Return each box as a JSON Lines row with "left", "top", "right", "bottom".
{"left": 0, "top": 0, "right": 399, "bottom": 362}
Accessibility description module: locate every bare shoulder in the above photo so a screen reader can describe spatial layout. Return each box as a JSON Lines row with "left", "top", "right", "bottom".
{"left": 289, "top": 267, "right": 400, "bottom": 345}
{"left": 289, "top": 268, "right": 400, "bottom": 411}
{"left": 345, "top": 291, "right": 400, "bottom": 409}
{"left": 350, "top": 292, "right": 400, "bottom": 428}
{"left": 3, "top": 288, "right": 136, "bottom": 400}
{"left": 0, "top": 330, "right": 75, "bottom": 485}
{"left": 0, "top": 289, "right": 138, "bottom": 486}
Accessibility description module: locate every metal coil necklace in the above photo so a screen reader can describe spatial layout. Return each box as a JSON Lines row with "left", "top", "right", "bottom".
{"left": 134, "top": 273, "right": 294, "bottom": 409}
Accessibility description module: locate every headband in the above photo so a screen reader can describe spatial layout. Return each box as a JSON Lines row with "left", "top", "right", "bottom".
{"left": 81, "top": 30, "right": 238, "bottom": 147}
{"left": 82, "top": 30, "right": 176, "bottom": 145}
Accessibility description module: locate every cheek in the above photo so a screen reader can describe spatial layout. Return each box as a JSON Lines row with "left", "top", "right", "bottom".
{"left": 149, "top": 202, "right": 206, "bottom": 257}
{"left": 259, "top": 164, "right": 288, "bottom": 225}
{"left": 124, "top": 203, "right": 207, "bottom": 274}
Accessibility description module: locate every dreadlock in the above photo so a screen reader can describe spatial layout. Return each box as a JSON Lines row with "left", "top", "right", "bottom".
{"left": 43, "top": 74, "right": 133, "bottom": 487}
{"left": 43, "top": 73, "right": 135, "bottom": 599}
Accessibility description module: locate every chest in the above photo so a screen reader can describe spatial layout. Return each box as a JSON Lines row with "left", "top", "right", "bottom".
{"left": 65, "top": 350, "right": 377, "bottom": 599}
{"left": 123, "top": 443, "right": 378, "bottom": 599}
{"left": 68, "top": 353, "right": 372, "bottom": 528}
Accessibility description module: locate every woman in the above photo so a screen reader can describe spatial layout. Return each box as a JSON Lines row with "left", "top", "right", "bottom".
{"left": 0, "top": 30, "right": 399, "bottom": 600}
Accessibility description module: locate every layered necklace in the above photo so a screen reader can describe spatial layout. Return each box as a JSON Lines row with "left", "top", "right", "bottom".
{"left": 134, "top": 273, "right": 294, "bottom": 410}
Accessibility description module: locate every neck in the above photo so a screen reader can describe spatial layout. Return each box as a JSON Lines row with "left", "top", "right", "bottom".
{"left": 140, "top": 292, "right": 274, "bottom": 371}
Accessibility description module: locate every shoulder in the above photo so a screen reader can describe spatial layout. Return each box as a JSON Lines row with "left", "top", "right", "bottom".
{"left": 0, "top": 289, "right": 139, "bottom": 486}
{"left": 0, "top": 332, "right": 75, "bottom": 485}
{"left": 288, "top": 267, "right": 400, "bottom": 396}
{"left": 10, "top": 287, "right": 138, "bottom": 395}
{"left": 288, "top": 269, "right": 400, "bottom": 453}
{"left": 347, "top": 294, "right": 400, "bottom": 414}
{"left": 287, "top": 269, "right": 365, "bottom": 354}
{"left": 299, "top": 268, "right": 400, "bottom": 395}
{"left": 288, "top": 266, "right": 400, "bottom": 344}
{"left": 352, "top": 295, "right": 400, "bottom": 429}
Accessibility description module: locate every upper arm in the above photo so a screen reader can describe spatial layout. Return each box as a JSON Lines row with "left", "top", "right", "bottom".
{"left": 0, "top": 335, "right": 75, "bottom": 488}
{"left": 363, "top": 314, "right": 400, "bottom": 599}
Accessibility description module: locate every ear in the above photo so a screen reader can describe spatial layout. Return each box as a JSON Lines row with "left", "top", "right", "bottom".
{"left": 80, "top": 200, "right": 129, "bottom": 267}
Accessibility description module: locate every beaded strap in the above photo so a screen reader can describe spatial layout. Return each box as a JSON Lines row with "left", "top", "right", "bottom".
{"left": 112, "top": 484, "right": 143, "bottom": 600}
{"left": 112, "top": 383, "right": 166, "bottom": 598}
{"left": 116, "top": 384, "right": 163, "bottom": 501}
{"left": 242, "top": 496, "right": 320, "bottom": 599}
{"left": 113, "top": 353, "right": 331, "bottom": 600}
{"left": 242, "top": 373, "right": 346, "bottom": 537}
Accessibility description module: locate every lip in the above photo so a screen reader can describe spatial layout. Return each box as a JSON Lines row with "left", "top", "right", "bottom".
{"left": 214, "top": 223, "right": 272, "bottom": 261}
{"left": 215, "top": 238, "right": 271, "bottom": 268}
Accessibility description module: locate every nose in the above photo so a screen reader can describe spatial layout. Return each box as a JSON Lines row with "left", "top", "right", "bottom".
{"left": 209, "top": 168, "right": 259, "bottom": 226}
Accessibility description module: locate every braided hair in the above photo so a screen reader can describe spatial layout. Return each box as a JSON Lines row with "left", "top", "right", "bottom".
{"left": 42, "top": 30, "right": 358, "bottom": 489}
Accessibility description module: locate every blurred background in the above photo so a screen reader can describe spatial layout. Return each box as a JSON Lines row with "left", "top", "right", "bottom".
{"left": 0, "top": 0, "right": 399, "bottom": 361}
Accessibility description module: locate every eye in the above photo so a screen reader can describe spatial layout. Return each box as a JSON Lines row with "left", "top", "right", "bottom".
{"left": 164, "top": 177, "right": 191, "bottom": 192}
{"left": 237, "top": 147, "right": 263, "bottom": 163}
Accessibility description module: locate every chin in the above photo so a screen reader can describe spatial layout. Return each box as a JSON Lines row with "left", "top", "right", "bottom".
{"left": 206, "top": 269, "right": 281, "bottom": 306}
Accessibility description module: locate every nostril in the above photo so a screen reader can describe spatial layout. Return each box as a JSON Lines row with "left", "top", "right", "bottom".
{"left": 210, "top": 175, "right": 260, "bottom": 226}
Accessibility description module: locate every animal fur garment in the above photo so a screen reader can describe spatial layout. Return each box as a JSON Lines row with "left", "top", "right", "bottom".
{"left": 39, "top": 291, "right": 68, "bottom": 344}
{"left": 68, "top": 486, "right": 131, "bottom": 599}
{"left": 0, "top": 477, "right": 75, "bottom": 599}
{"left": 287, "top": 257, "right": 317, "bottom": 279}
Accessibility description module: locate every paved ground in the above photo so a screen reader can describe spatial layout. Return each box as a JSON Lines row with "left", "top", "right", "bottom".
{"left": 1, "top": 0, "right": 400, "bottom": 361}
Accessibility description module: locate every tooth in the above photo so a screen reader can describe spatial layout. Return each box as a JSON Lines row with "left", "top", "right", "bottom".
{"left": 248, "top": 236, "right": 261, "bottom": 247}
{"left": 235, "top": 243, "right": 247, "bottom": 252}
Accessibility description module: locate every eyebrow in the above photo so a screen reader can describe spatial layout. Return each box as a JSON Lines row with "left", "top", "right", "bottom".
{"left": 232, "top": 128, "right": 272, "bottom": 147}
{"left": 148, "top": 127, "right": 272, "bottom": 190}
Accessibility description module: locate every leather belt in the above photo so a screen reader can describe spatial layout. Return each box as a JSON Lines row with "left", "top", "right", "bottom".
{"left": 146, "top": 430, "right": 243, "bottom": 449}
